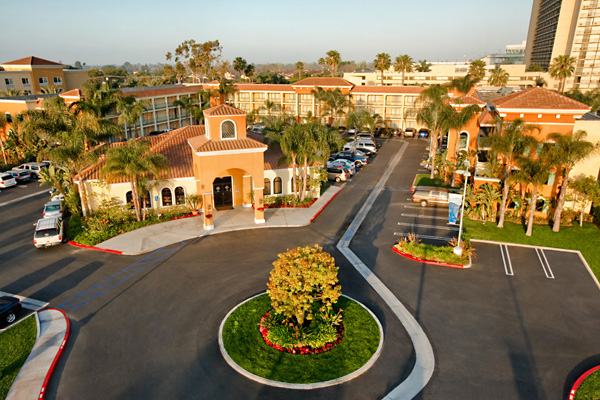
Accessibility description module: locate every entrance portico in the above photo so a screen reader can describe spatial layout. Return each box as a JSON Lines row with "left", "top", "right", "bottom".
{"left": 188, "top": 104, "right": 267, "bottom": 230}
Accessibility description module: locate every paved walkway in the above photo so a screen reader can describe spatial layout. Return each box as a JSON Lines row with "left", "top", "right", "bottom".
{"left": 6, "top": 309, "right": 69, "bottom": 400}
{"left": 95, "top": 186, "right": 343, "bottom": 255}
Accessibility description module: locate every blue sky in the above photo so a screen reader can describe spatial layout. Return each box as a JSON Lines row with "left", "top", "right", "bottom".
{"left": 1, "top": 0, "right": 533, "bottom": 66}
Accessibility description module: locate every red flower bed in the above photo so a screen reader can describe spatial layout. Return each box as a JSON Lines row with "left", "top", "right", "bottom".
{"left": 253, "top": 198, "right": 317, "bottom": 209}
{"left": 259, "top": 312, "right": 344, "bottom": 354}
{"left": 170, "top": 213, "right": 202, "bottom": 221}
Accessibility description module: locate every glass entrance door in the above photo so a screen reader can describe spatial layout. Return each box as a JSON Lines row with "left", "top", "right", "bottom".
{"left": 213, "top": 177, "right": 233, "bottom": 210}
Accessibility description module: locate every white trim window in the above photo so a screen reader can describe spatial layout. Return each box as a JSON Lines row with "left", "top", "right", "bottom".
{"left": 21, "top": 78, "right": 30, "bottom": 86}
{"left": 273, "top": 177, "right": 282, "bottom": 194}
{"left": 264, "top": 178, "right": 271, "bottom": 196}
{"left": 53, "top": 76, "right": 63, "bottom": 85}
{"left": 221, "top": 120, "right": 236, "bottom": 139}
{"left": 4, "top": 78, "right": 13, "bottom": 86}
{"left": 459, "top": 132, "right": 469, "bottom": 150}
{"left": 161, "top": 187, "right": 173, "bottom": 206}
{"left": 39, "top": 77, "right": 49, "bottom": 86}
{"left": 174, "top": 186, "right": 186, "bottom": 205}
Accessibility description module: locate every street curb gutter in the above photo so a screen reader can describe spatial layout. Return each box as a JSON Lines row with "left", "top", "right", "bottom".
{"left": 68, "top": 241, "right": 123, "bottom": 255}
{"left": 310, "top": 185, "right": 344, "bottom": 223}
{"left": 336, "top": 140, "right": 435, "bottom": 400}
{"left": 392, "top": 246, "right": 471, "bottom": 269}
{"left": 38, "top": 309, "right": 70, "bottom": 400}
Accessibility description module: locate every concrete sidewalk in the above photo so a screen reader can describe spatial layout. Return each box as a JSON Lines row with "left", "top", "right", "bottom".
{"left": 6, "top": 309, "right": 69, "bottom": 400}
{"left": 95, "top": 185, "right": 343, "bottom": 255}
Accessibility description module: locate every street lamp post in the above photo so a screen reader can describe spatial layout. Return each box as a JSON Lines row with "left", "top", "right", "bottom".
{"left": 454, "top": 161, "right": 471, "bottom": 256}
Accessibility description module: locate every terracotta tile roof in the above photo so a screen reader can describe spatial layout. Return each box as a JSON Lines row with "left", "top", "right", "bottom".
{"left": 80, "top": 125, "right": 205, "bottom": 182}
{"left": 60, "top": 89, "right": 83, "bottom": 98}
{"left": 292, "top": 77, "right": 354, "bottom": 87}
{"left": 452, "top": 92, "right": 486, "bottom": 106}
{"left": 350, "top": 86, "right": 426, "bottom": 94}
{"left": 119, "top": 85, "right": 205, "bottom": 99}
{"left": 189, "top": 135, "right": 267, "bottom": 153}
{"left": 1, "top": 56, "right": 63, "bottom": 66}
{"left": 264, "top": 147, "right": 290, "bottom": 169}
{"left": 203, "top": 103, "right": 246, "bottom": 116}
{"left": 478, "top": 108, "right": 496, "bottom": 126}
{"left": 234, "top": 83, "right": 295, "bottom": 92}
{"left": 492, "top": 87, "right": 591, "bottom": 111}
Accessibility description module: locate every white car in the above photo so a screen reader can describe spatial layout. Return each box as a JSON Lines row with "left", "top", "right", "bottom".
{"left": 327, "top": 159, "right": 356, "bottom": 175}
{"left": 34, "top": 218, "right": 64, "bottom": 248}
{"left": 0, "top": 173, "right": 17, "bottom": 188}
{"left": 343, "top": 141, "right": 378, "bottom": 154}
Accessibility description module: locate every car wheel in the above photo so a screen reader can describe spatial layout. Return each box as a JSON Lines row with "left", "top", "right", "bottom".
{"left": 335, "top": 177, "right": 341, "bottom": 182}
{"left": 420, "top": 200, "right": 428, "bottom": 207}
{"left": 6, "top": 312, "right": 17, "bottom": 324}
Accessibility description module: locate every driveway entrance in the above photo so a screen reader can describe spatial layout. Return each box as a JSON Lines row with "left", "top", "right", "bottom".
{"left": 213, "top": 177, "right": 233, "bottom": 210}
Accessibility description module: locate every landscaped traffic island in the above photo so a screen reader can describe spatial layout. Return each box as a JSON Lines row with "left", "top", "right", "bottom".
{"left": 219, "top": 245, "right": 383, "bottom": 387}
{"left": 393, "top": 234, "right": 472, "bottom": 268}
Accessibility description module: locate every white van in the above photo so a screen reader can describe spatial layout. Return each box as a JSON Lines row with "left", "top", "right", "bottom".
{"left": 34, "top": 218, "right": 64, "bottom": 248}
{"left": 343, "top": 141, "right": 377, "bottom": 154}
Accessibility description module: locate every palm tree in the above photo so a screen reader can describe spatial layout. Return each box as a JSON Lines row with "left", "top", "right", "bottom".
{"left": 347, "top": 109, "right": 376, "bottom": 152}
{"left": 0, "top": 114, "right": 7, "bottom": 164}
{"left": 267, "top": 122, "right": 304, "bottom": 197}
{"left": 513, "top": 155, "right": 551, "bottom": 236}
{"left": 38, "top": 165, "right": 70, "bottom": 203}
{"left": 447, "top": 104, "right": 481, "bottom": 184}
{"left": 40, "top": 85, "right": 63, "bottom": 94}
{"left": 233, "top": 57, "right": 247, "bottom": 79}
{"left": 450, "top": 75, "right": 479, "bottom": 95}
{"left": 374, "top": 53, "right": 391, "bottom": 85}
{"left": 546, "top": 130, "right": 598, "bottom": 232}
{"left": 173, "top": 95, "right": 201, "bottom": 125}
{"left": 417, "top": 85, "right": 452, "bottom": 179}
{"left": 213, "top": 80, "right": 237, "bottom": 105}
{"left": 117, "top": 97, "right": 147, "bottom": 139}
{"left": 77, "top": 81, "right": 122, "bottom": 117}
{"left": 261, "top": 99, "right": 279, "bottom": 117}
{"left": 474, "top": 183, "right": 502, "bottom": 222}
{"left": 489, "top": 66, "right": 510, "bottom": 87}
{"left": 549, "top": 55, "right": 576, "bottom": 93}
{"left": 102, "top": 139, "right": 169, "bottom": 221}
{"left": 0, "top": 88, "right": 23, "bottom": 97}
{"left": 485, "top": 119, "right": 538, "bottom": 228}
{"left": 325, "top": 50, "right": 341, "bottom": 77}
{"left": 296, "top": 61, "right": 304, "bottom": 80}
{"left": 244, "top": 64, "right": 255, "bottom": 82}
{"left": 415, "top": 60, "right": 432, "bottom": 72}
{"left": 394, "top": 55, "right": 413, "bottom": 86}
{"left": 468, "top": 60, "right": 487, "bottom": 82}
{"left": 322, "top": 88, "right": 352, "bottom": 127}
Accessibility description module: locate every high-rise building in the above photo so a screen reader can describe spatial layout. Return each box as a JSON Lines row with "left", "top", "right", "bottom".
{"left": 525, "top": 0, "right": 600, "bottom": 91}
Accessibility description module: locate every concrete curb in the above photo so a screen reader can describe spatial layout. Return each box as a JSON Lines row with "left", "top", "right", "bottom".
{"left": 392, "top": 245, "right": 471, "bottom": 269}
{"left": 218, "top": 293, "right": 384, "bottom": 389}
{"left": 68, "top": 241, "right": 123, "bottom": 254}
{"left": 310, "top": 185, "right": 344, "bottom": 223}
{"left": 6, "top": 309, "right": 70, "bottom": 400}
{"left": 568, "top": 365, "right": 600, "bottom": 400}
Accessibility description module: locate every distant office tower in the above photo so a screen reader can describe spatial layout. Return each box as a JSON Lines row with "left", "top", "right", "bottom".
{"left": 525, "top": 0, "right": 600, "bottom": 91}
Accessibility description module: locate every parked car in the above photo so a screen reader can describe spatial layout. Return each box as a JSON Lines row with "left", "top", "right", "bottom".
{"left": 0, "top": 296, "right": 22, "bottom": 326}
{"left": 412, "top": 186, "right": 454, "bottom": 207}
{"left": 7, "top": 169, "right": 31, "bottom": 184}
{"left": 252, "top": 123, "right": 264, "bottom": 133}
{"left": 343, "top": 141, "right": 377, "bottom": 155}
{"left": 13, "top": 162, "right": 48, "bottom": 179}
{"left": 418, "top": 128, "right": 430, "bottom": 138}
{"left": 374, "top": 127, "right": 388, "bottom": 137}
{"left": 0, "top": 173, "right": 17, "bottom": 188}
{"left": 404, "top": 128, "right": 415, "bottom": 137}
{"left": 348, "top": 127, "right": 358, "bottom": 135}
{"left": 391, "top": 128, "right": 402, "bottom": 136}
{"left": 356, "top": 134, "right": 378, "bottom": 146}
{"left": 334, "top": 151, "right": 368, "bottom": 166}
{"left": 327, "top": 159, "right": 356, "bottom": 175}
{"left": 34, "top": 217, "right": 64, "bottom": 248}
{"left": 43, "top": 200, "right": 65, "bottom": 219}
{"left": 49, "top": 188, "right": 66, "bottom": 202}
{"left": 326, "top": 166, "right": 349, "bottom": 182}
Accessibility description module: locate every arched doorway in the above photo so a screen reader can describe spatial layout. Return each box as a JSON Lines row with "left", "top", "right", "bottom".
{"left": 213, "top": 176, "right": 233, "bottom": 210}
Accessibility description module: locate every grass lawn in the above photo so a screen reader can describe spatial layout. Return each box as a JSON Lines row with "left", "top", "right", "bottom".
{"left": 575, "top": 369, "right": 600, "bottom": 400}
{"left": 222, "top": 294, "right": 380, "bottom": 384}
{"left": 0, "top": 316, "right": 37, "bottom": 399}
{"left": 464, "top": 219, "right": 600, "bottom": 281}
{"left": 413, "top": 173, "right": 456, "bottom": 189}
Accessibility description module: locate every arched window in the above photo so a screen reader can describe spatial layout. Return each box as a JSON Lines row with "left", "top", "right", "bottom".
{"left": 460, "top": 132, "right": 469, "bottom": 150}
{"left": 125, "top": 191, "right": 133, "bottom": 208}
{"left": 273, "top": 177, "right": 282, "bottom": 194}
{"left": 141, "top": 194, "right": 152, "bottom": 209}
{"left": 161, "top": 188, "right": 173, "bottom": 206}
{"left": 174, "top": 186, "right": 185, "bottom": 205}
{"left": 221, "top": 120, "right": 236, "bottom": 139}
{"left": 264, "top": 178, "right": 271, "bottom": 196}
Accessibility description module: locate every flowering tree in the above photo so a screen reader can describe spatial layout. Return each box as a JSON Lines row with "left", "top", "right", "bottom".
{"left": 266, "top": 245, "right": 341, "bottom": 325}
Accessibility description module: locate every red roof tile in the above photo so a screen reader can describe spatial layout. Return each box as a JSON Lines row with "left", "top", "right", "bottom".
{"left": 350, "top": 86, "right": 426, "bottom": 94}
{"left": 292, "top": 77, "right": 354, "bottom": 87}
{"left": 60, "top": 89, "right": 83, "bottom": 98}
{"left": 203, "top": 103, "right": 246, "bottom": 116}
{"left": 188, "top": 135, "right": 267, "bottom": 153}
{"left": 1, "top": 56, "right": 63, "bottom": 66}
{"left": 121, "top": 85, "right": 205, "bottom": 99}
{"left": 478, "top": 108, "right": 495, "bottom": 126}
{"left": 234, "top": 83, "right": 294, "bottom": 92}
{"left": 492, "top": 87, "right": 591, "bottom": 111}
{"left": 452, "top": 92, "right": 486, "bottom": 106}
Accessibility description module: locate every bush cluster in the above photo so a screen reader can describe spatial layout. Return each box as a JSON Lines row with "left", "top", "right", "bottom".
{"left": 263, "top": 195, "right": 315, "bottom": 207}
{"left": 395, "top": 234, "right": 473, "bottom": 265}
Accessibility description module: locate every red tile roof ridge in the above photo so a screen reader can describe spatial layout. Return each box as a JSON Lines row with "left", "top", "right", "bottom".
{"left": 292, "top": 77, "right": 354, "bottom": 87}
{"left": 203, "top": 103, "right": 246, "bottom": 116}
{"left": 493, "top": 86, "right": 591, "bottom": 110}
{"left": 1, "top": 56, "right": 63, "bottom": 66}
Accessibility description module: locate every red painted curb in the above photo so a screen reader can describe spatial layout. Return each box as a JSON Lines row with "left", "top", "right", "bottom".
{"left": 392, "top": 245, "right": 467, "bottom": 269}
{"left": 68, "top": 241, "right": 123, "bottom": 255}
{"left": 569, "top": 365, "right": 600, "bottom": 400}
{"left": 310, "top": 188, "right": 343, "bottom": 223}
{"left": 38, "top": 308, "right": 70, "bottom": 400}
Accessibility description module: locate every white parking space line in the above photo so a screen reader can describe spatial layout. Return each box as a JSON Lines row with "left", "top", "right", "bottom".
{"left": 417, "top": 169, "right": 428, "bottom": 172}
{"left": 394, "top": 232, "right": 453, "bottom": 241}
{"left": 500, "top": 245, "right": 514, "bottom": 276}
{"left": 404, "top": 205, "right": 447, "bottom": 210}
{"left": 535, "top": 248, "right": 555, "bottom": 279}
{"left": 0, "top": 189, "right": 48, "bottom": 208}
{"left": 401, "top": 213, "right": 448, "bottom": 220}
{"left": 397, "top": 221, "right": 458, "bottom": 230}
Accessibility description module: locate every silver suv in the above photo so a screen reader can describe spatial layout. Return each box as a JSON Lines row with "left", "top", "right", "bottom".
{"left": 34, "top": 217, "right": 64, "bottom": 248}
{"left": 13, "top": 162, "right": 49, "bottom": 179}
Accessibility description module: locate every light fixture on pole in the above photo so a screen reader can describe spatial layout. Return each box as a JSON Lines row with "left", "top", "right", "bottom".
{"left": 454, "top": 161, "right": 471, "bottom": 256}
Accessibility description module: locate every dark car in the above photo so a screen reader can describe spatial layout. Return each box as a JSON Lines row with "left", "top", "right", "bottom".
{"left": 8, "top": 169, "right": 31, "bottom": 184}
{"left": 334, "top": 151, "right": 368, "bottom": 167}
{"left": 0, "top": 296, "right": 22, "bottom": 326}
{"left": 391, "top": 128, "right": 402, "bottom": 136}
{"left": 418, "top": 128, "right": 429, "bottom": 138}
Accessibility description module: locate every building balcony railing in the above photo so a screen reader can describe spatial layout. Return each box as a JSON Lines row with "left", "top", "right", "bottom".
{"left": 153, "top": 102, "right": 167, "bottom": 110}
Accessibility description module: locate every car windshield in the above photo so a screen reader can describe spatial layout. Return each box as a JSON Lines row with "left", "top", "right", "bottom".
{"left": 45, "top": 204, "right": 60, "bottom": 212}
{"left": 35, "top": 228, "right": 58, "bottom": 238}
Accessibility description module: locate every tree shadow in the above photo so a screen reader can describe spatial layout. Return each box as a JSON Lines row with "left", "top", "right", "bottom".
{"left": 2, "top": 256, "right": 76, "bottom": 295}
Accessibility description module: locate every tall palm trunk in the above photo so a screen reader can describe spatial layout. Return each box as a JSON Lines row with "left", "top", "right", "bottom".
{"left": 552, "top": 167, "right": 570, "bottom": 232}
{"left": 497, "top": 156, "right": 513, "bottom": 228}
{"left": 429, "top": 131, "right": 439, "bottom": 179}
{"left": 291, "top": 153, "right": 298, "bottom": 197}
{"left": 402, "top": 70, "right": 405, "bottom": 86}
{"left": 300, "top": 155, "right": 309, "bottom": 201}
{"left": 77, "top": 176, "right": 90, "bottom": 217}
{"left": 131, "top": 178, "right": 142, "bottom": 222}
{"left": 526, "top": 186, "right": 538, "bottom": 236}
